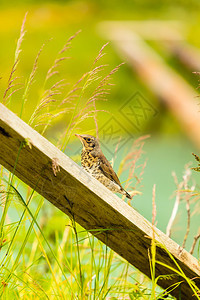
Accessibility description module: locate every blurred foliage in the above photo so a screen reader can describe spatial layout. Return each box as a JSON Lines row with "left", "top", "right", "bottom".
{"left": 1, "top": 0, "right": 200, "bottom": 9}
{"left": 2, "top": 0, "right": 200, "bottom": 139}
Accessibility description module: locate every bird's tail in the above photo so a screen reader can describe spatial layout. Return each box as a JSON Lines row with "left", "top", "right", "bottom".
{"left": 125, "top": 191, "right": 132, "bottom": 199}
{"left": 122, "top": 189, "right": 132, "bottom": 199}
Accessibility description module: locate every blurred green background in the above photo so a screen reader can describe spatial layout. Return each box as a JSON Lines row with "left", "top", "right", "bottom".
{"left": 1, "top": 0, "right": 200, "bottom": 257}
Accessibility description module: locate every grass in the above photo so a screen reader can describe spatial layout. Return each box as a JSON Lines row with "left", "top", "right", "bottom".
{"left": 0, "top": 177, "right": 156, "bottom": 299}
{"left": 0, "top": 12, "right": 200, "bottom": 300}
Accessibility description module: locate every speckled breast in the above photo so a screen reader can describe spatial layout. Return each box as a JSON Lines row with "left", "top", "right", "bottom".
{"left": 81, "top": 150, "right": 99, "bottom": 173}
{"left": 81, "top": 150, "right": 122, "bottom": 193}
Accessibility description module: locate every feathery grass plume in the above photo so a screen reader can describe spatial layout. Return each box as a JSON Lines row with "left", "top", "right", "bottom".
{"left": 28, "top": 79, "right": 66, "bottom": 129}
{"left": 192, "top": 152, "right": 200, "bottom": 172}
{"left": 61, "top": 45, "right": 123, "bottom": 151}
{"left": 20, "top": 41, "right": 47, "bottom": 119}
{"left": 28, "top": 31, "right": 81, "bottom": 135}
{"left": 87, "top": 62, "right": 124, "bottom": 140}
{"left": 14, "top": 12, "right": 27, "bottom": 65}
{"left": 117, "top": 135, "right": 149, "bottom": 199}
{"left": 59, "top": 44, "right": 109, "bottom": 149}
{"left": 2, "top": 13, "right": 27, "bottom": 107}
{"left": 46, "top": 30, "right": 81, "bottom": 82}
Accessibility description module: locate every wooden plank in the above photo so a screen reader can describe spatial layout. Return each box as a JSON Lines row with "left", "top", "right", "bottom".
{"left": 165, "top": 41, "right": 200, "bottom": 71}
{"left": 0, "top": 103, "right": 199, "bottom": 299}
{"left": 98, "top": 24, "right": 200, "bottom": 150}
{"left": 98, "top": 20, "right": 185, "bottom": 41}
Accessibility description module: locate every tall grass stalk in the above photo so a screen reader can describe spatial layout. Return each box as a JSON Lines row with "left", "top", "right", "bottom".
{"left": 3, "top": 13, "right": 27, "bottom": 108}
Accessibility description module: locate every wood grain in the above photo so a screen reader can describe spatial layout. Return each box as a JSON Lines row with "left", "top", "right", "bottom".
{"left": 0, "top": 103, "right": 199, "bottom": 299}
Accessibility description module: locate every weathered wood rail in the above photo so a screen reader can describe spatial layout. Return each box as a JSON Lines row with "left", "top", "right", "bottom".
{"left": 0, "top": 103, "right": 199, "bottom": 299}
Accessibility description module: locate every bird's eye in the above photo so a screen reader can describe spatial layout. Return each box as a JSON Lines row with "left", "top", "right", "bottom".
{"left": 86, "top": 138, "right": 91, "bottom": 142}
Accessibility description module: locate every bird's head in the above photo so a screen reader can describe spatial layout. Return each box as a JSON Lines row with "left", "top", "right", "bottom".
{"left": 75, "top": 134, "right": 100, "bottom": 152}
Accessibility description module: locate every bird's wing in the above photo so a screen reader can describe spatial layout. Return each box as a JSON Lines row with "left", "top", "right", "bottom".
{"left": 99, "top": 154, "right": 122, "bottom": 188}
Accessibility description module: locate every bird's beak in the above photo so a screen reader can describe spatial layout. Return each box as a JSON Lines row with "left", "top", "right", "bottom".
{"left": 75, "top": 134, "right": 84, "bottom": 145}
{"left": 75, "top": 133, "right": 81, "bottom": 140}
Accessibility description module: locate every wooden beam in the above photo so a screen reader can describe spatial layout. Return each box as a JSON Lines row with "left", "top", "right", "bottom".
{"left": 98, "top": 20, "right": 186, "bottom": 41}
{"left": 98, "top": 23, "right": 200, "bottom": 150}
{"left": 0, "top": 103, "right": 199, "bottom": 299}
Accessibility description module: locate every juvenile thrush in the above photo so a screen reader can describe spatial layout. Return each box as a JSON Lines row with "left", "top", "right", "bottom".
{"left": 75, "top": 134, "right": 131, "bottom": 199}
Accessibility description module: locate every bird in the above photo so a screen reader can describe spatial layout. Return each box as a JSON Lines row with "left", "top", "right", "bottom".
{"left": 75, "top": 134, "right": 131, "bottom": 199}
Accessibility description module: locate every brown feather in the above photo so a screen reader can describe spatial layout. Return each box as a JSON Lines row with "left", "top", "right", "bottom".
{"left": 98, "top": 153, "right": 123, "bottom": 188}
